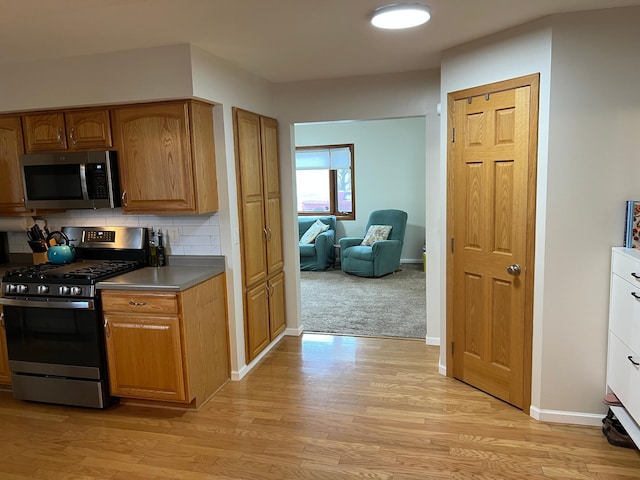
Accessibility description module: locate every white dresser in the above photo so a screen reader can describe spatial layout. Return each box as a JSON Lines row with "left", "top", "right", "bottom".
{"left": 607, "top": 247, "right": 640, "bottom": 445}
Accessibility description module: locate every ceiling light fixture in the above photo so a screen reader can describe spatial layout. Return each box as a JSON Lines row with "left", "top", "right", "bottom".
{"left": 371, "top": 3, "right": 431, "bottom": 30}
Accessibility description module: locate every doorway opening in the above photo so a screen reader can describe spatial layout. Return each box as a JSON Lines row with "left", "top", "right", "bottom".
{"left": 294, "top": 116, "right": 427, "bottom": 339}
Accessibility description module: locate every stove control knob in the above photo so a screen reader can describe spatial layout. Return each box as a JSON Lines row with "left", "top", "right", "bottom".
{"left": 71, "top": 287, "right": 83, "bottom": 296}
{"left": 59, "top": 286, "right": 71, "bottom": 295}
{"left": 17, "top": 284, "right": 28, "bottom": 294}
{"left": 7, "top": 284, "right": 17, "bottom": 294}
{"left": 37, "top": 285, "right": 49, "bottom": 295}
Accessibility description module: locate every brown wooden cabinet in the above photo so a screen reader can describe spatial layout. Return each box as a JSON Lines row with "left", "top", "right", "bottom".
{"left": 234, "top": 108, "right": 285, "bottom": 362}
{"left": 0, "top": 115, "right": 31, "bottom": 215}
{"left": 22, "top": 108, "right": 112, "bottom": 153}
{"left": 0, "top": 305, "right": 10, "bottom": 385}
{"left": 243, "top": 272, "right": 286, "bottom": 360}
{"left": 112, "top": 100, "right": 218, "bottom": 214}
{"left": 101, "top": 274, "right": 229, "bottom": 407}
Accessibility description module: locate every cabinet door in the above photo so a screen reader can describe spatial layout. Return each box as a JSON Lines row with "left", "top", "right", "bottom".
{"left": 22, "top": 112, "right": 68, "bottom": 152}
{"left": 113, "top": 102, "right": 196, "bottom": 213}
{"left": 245, "top": 282, "right": 270, "bottom": 362}
{"left": 0, "top": 306, "right": 11, "bottom": 385}
{"left": 65, "top": 109, "right": 112, "bottom": 150}
{"left": 0, "top": 116, "right": 30, "bottom": 215}
{"left": 235, "top": 109, "right": 267, "bottom": 287}
{"left": 269, "top": 271, "right": 286, "bottom": 339}
{"left": 104, "top": 314, "right": 188, "bottom": 402}
{"left": 261, "top": 116, "right": 284, "bottom": 275}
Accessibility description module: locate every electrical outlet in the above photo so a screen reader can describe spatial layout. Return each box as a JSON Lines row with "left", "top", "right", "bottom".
{"left": 167, "top": 227, "right": 180, "bottom": 245}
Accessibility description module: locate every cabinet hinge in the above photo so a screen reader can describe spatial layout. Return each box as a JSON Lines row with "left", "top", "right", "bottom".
{"left": 451, "top": 127, "right": 455, "bottom": 143}
{"left": 450, "top": 238, "right": 454, "bottom": 253}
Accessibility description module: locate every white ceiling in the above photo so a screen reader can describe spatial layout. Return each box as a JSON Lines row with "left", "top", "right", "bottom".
{"left": 2, "top": 0, "right": 640, "bottom": 83}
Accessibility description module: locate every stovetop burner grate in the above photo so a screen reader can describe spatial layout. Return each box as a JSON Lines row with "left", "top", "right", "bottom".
{"left": 5, "top": 260, "right": 143, "bottom": 281}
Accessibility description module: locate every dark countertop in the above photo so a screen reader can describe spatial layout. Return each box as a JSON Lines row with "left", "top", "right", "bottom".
{"left": 96, "top": 255, "right": 225, "bottom": 292}
{"left": 96, "top": 265, "right": 225, "bottom": 291}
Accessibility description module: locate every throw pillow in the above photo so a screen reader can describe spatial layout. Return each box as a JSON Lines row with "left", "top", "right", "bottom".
{"left": 300, "top": 219, "right": 330, "bottom": 244}
{"left": 361, "top": 225, "right": 392, "bottom": 246}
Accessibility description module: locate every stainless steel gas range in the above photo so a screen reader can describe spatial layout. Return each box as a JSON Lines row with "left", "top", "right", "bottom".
{"left": 0, "top": 226, "right": 148, "bottom": 408}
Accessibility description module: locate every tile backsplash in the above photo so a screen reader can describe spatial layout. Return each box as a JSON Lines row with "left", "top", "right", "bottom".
{"left": 7, "top": 209, "right": 221, "bottom": 256}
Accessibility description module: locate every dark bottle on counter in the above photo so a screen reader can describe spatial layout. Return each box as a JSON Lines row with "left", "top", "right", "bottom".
{"left": 157, "top": 229, "right": 165, "bottom": 267}
{"left": 148, "top": 227, "right": 158, "bottom": 267}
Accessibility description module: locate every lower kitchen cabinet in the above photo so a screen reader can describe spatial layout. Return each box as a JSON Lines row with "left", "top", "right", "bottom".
{"left": 245, "top": 271, "right": 286, "bottom": 362}
{"left": 0, "top": 305, "right": 10, "bottom": 385}
{"left": 101, "top": 274, "right": 229, "bottom": 407}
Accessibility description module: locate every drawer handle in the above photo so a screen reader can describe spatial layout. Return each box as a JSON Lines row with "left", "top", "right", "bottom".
{"left": 629, "top": 356, "right": 640, "bottom": 367}
{"left": 631, "top": 292, "right": 640, "bottom": 300}
{"left": 632, "top": 272, "right": 640, "bottom": 281}
{"left": 129, "top": 301, "right": 147, "bottom": 306}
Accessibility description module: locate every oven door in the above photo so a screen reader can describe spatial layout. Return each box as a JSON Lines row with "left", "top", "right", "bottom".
{"left": 0, "top": 296, "right": 113, "bottom": 408}
{"left": 0, "top": 297, "right": 103, "bottom": 368}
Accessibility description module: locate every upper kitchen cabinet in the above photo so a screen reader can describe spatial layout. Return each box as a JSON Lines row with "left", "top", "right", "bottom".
{"left": 0, "top": 115, "right": 32, "bottom": 215}
{"left": 22, "top": 108, "right": 113, "bottom": 153}
{"left": 113, "top": 100, "right": 218, "bottom": 215}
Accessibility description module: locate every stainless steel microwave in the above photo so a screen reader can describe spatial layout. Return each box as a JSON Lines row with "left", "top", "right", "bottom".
{"left": 20, "top": 151, "right": 121, "bottom": 210}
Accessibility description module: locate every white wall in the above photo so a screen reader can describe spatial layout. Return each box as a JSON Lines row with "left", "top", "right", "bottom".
{"left": 540, "top": 7, "right": 640, "bottom": 418}
{"left": 294, "top": 117, "right": 427, "bottom": 261}
{"left": 0, "top": 44, "right": 194, "bottom": 111}
{"left": 440, "top": 19, "right": 553, "bottom": 418}
{"left": 274, "top": 70, "right": 441, "bottom": 344}
{"left": 441, "top": 6, "right": 640, "bottom": 423}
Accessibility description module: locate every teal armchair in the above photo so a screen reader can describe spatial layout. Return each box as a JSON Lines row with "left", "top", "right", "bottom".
{"left": 299, "top": 215, "right": 336, "bottom": 271}
{"left": 340, "top": 209, "right": 408, "bottom": 277}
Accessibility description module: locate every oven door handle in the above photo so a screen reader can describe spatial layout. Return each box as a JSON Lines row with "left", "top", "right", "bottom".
{"left": 0, "top": 297, "right": 95, "bottom": 310}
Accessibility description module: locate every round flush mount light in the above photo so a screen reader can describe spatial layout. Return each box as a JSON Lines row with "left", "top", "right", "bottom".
{"left": 371, "top": 3, "right": 431, "bottom": 30}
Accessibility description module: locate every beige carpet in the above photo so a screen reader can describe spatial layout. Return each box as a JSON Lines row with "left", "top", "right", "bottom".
{"left": 300, "top": 263, "right": 426, "bottom": 339}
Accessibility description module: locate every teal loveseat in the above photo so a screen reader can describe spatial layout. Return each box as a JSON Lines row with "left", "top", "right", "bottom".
{"left": 298, "top": 215, "right": 336, "bottom": 271}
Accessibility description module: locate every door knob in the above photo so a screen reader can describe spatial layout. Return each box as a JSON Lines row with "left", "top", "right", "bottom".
{"left": 507, "top": 264, "right": 521, "bottom": 276}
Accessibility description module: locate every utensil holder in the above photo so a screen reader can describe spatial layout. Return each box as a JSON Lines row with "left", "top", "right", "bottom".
{"left": 33, "top": 252, "right": 48, "bottom": 265}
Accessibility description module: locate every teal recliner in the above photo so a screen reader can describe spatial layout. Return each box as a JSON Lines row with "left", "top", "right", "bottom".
{"left": 340, "top": 209, "right": 408, "bottom": 277}
{"left": 298, "top": 215, "right": 336, "bottom": 271}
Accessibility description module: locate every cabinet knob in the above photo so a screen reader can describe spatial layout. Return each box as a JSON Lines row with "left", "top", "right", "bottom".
{"left": 56, "top": 127, "right": 64, "bottom": 146}
{"left": 129, "top": 301, "right": 147, "bottom": 306}
{"left": 628, "top": 355, "right": 640, "bottom": 367}
{"left": 69, "top": 127, "right": 77, "bottom": 146}
{"left": 121, "top": 190, "right": 128, "bottom": 207}
{"left": 632, "top": 272, "right": 640, "bottom": 281}
{"left": 103, "top": 318, "right": 110, "bottom": 337}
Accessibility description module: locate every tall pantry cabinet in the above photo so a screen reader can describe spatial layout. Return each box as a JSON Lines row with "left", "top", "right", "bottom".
{"left": 233, "top": 108, "right": 286, "bottom": 362}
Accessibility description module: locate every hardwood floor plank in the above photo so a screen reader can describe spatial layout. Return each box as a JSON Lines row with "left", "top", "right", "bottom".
{"left": 0, "top": 334, "right": 638, "bottom": 479}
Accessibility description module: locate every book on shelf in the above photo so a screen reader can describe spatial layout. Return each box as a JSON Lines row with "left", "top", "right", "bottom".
{"left": 624, "top": 200, "right": 640, "bottom": 248}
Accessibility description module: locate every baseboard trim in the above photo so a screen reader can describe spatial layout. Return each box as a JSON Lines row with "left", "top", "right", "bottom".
{"left": 401, "top": 258, "right": 422, "bottom": 264}
{"left": 529, "top": 406, "right": 605, "bottom": 426}
{"left": 426, "top": 336, "right": 440, "bottom": 346}
{"left": 285, "top": 326, "right": 303, "bottom": 336}
{"left": 438, "top": 362, "right": 446, "bottom": 376}
{"left": 230, "top": 330, "right": 287, "bottom": 381}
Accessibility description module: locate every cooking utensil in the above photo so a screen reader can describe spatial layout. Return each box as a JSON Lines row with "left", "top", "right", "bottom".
{"left": 46, "top": 231, "right": 75, "bottom": 264}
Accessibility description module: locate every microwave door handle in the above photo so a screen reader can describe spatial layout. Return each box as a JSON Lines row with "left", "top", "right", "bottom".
{"left": 79, "top": 163, "right": 90, "bottom": 200}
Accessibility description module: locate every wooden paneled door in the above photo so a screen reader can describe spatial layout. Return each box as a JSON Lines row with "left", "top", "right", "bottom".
{"left": 447, "top": 74, "right": 539, "bottom": 412}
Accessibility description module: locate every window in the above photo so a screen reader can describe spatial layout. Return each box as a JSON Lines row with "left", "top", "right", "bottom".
{"left": 295, "top": 144, "right": 355, "bottom": 220}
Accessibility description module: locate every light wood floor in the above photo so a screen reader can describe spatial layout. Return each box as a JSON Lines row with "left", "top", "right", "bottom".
{"left": 0, "top": 334, "right": 639, "bottom": 479}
